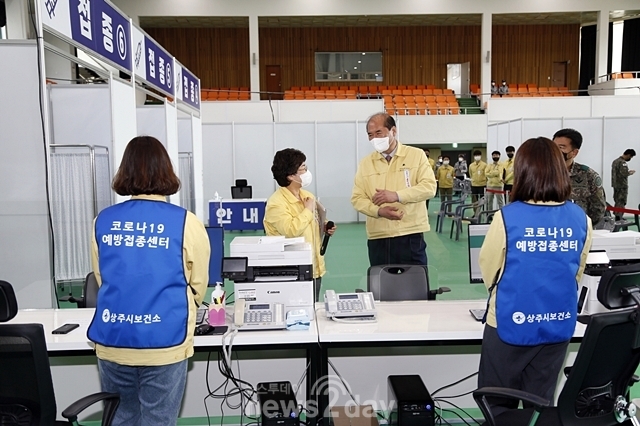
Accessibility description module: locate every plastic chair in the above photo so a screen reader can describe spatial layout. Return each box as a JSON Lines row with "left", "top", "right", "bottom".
{"left": 367, "top": 265, "right": 450, "bottom": 301}
{"left": 449, "top": 197, "right": 498, "bottom": 241}
{"left": 474, "top": 263, "right": 640, "bottom": 426}
{"left": 0, "top": 281, "right": 120, "bottom": 425}
{"left": 59, "top": 272, "right": 99, "bottom": 308}
{"left": 435, "top": 185, "right": 471, "bottom": 233}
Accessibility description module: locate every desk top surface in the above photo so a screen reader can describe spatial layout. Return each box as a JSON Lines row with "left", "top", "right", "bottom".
{"left": 315, "top": 300, "right": 587, "bottom": 343}
{"left": 10, "top": 301, "right": 587, "bottom": 351}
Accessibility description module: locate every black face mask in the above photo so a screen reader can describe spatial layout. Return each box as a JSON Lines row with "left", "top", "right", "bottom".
{"left": 507, "top": 153, "right": 514, "bottom": 159}
{"left": 562, "top": 151, "right": 570, "bottom": 161}
{"left": 492, "top": 157, "right": 500, "bottom": 162}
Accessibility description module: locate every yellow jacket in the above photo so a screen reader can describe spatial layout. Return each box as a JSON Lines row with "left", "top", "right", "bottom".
{"left": 428, "top": 157, "right": 436, "bottom": 172}
{"left": 502, "top": 158, "right": 515, "bottom": 185}
{"left": 469, "top": 160, "right": 488, "bottom": 186}
{"left": 264, "top": 187, "right": 326, "bottom": 278}
{"left": 485, "top": 162, "right": 504, "bottom": 187}
{"left": 92, "top": 195, "right": 210, "bottom": 366}
{"left": 478, "top": 202, "right": 592, "bottom": 328}
{"left": 435, "top": 165, "right": 455, "bottom": 189}
{"left": 351, "top": 142, "right": 437, "bottom": 239}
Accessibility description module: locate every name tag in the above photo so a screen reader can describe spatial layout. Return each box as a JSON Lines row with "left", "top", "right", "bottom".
{"left": 404, "top": 169, "right": 411, "bottom": 188}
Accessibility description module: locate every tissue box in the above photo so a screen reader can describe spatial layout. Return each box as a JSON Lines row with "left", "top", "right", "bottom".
{"left": 286, "top": 310, "right": 310, "bottom": 330}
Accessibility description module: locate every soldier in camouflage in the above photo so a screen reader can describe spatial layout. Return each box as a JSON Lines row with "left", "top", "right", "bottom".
{"left": 611, "top": 149, "right": 636, "bottom": 219}
{"left": 553, "top": 129, "right": 607, "bottom": 227}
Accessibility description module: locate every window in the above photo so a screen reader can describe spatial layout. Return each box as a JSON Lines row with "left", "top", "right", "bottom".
{"left": 315, "top": 52, "right": 382, "bottom": 82}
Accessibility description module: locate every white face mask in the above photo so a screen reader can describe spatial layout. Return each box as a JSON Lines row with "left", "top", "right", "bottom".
{"left": 458, "top": 158, "right": 464, "bottom": 162}
{"left": 474, "top": 156, "right": 481, "bottom": 161}
{"left": 294, "top": 170, "right": 313, "bottom": 188}
{"left": 443, "top": 160, "right": 450, "bottom": 165}
{"left": 370, "top": 131, "right": 393, "bottom": 153}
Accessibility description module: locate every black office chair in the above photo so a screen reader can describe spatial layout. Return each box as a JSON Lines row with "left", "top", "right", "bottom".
{"left": 0, "top": 280, "right": 120, "bottom": 425}
{"left": 231, "top": 179, "right": 252, "bottom": 199}
{"left": 59, "top": 272, "right": 99, "bottom": 308}
{"left": 474, "top": 263, "right": 640, "bottom": 426}
{"left": 367, "top": 265, "right": 451, "bottom": 301}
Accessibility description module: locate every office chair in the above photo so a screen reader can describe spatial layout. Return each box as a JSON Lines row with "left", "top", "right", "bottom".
{"left": 59, "top": 272, "right": 99, "bottom": 308}
{"left": 474, "top": 263, "right": 640, "bottom": 426}
{"left": 0, "top": 280, "right": 120, "bottom": 425}
{"left": 367, "top": 265, "right": 451, "bottom": 301}
{"left": 231, "top": 179, "right": 252, "bottom": 199}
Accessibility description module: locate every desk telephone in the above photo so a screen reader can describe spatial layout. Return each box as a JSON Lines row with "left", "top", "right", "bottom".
{"left": 324, "top": 290, "right": 377, "bottom": 320}
{"left": 234, "top": 298, "right": 286, "bottom": 331}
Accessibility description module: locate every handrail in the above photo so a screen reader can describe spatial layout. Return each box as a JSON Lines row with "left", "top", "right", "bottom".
{"left": 592, "top": 71, "right": 640, "bottom": 84}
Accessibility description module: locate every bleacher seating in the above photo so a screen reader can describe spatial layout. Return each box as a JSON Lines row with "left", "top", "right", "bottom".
{"left": 201, "top": 87, "right": 251, "bottom": 101}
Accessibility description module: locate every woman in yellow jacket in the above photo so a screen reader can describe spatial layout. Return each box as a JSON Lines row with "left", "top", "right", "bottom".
{"left": 264, "top": 148, "right": 336, "bottom": 300}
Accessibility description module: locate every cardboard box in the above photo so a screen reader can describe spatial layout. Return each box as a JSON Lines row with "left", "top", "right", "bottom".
{"left": 330, "top": 405, "right": 379, "bottom": 426}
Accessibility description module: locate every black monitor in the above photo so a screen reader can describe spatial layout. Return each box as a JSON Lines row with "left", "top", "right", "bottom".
{"left": 231, "top": 185, "right": 252, "bottom": 199}
{"left": 221, "top": 257, "right": 248, "bottom": 281}
{"left": 468, "top": 224, "right": 490, "bottom": 283}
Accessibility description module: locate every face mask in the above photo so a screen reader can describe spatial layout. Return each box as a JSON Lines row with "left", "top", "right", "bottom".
{"left": 438, "top": 158, "right": 442, "bottom": 163}
{"left": 492, "top": 157, "right": 500, "bottom": 162}
{"left": 425, "top": 153, "right": 430, "bottom": 158}
{"left": 370, "top": 132, "right": 393, "bottom": 153}
{"left": 294, "top": 170, "right": 313, "bottom": 187}
{"left": 507, "top": 153, "right": 514, "bottom": 159}
{"left": 562, "top": 151, "right": 570, "bottom": 162}
{"left": 458, "top": 157, "right": 463, "bottom": 162}
{"left": 443, "top": 160, "right": 450, "bottom": 165}
{"left": 474, "top": 156, "right": 481, "bottom": 161}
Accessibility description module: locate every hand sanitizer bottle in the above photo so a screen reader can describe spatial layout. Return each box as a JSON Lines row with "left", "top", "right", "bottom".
{"left": 209, "top": 282, "right": 226, "bottom": 326}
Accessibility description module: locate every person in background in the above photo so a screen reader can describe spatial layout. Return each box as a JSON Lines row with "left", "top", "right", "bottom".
{"left": 87, "top": 136, "right": 211, "bottom": 426}
{"left": 436, "top": 155, "right": 455, "bottom": 206}
{"left": 611, "top": 149, "right": 636, "bottom": 220}
{"left": 264, "top": 148, "right": 336, "bottom": 300}
{"left": 424, "top": 149, "right": 436, "bottom": 209}
{"left": 498, "top": 80, "right": 509, "bottom": 96}
{"left": 351, "top": 113, "right": 436, "bottom": 266}
{"left": 491, "top": 80, "right": 498, "bottom": 96}
{"left": 454, "top": 154, "right": 468, "bottom": 181}
{"left": 553, "top": 128, "right": 606, "bottom": 227}
{"left": 477, "top": 137, "right": 592, "bottom": 418}
{"left": 502, "top": 145, "right": 516, "bottom": 201}
{"left": 469, "top": 150, "right": 487, "bottom": 207}
{"left": 485, "top": 150, "right": 505, "bottom": 210}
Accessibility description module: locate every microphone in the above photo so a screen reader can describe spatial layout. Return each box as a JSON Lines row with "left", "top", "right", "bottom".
{"left": 320, "top": 221, "right": 334, "bottom": 256}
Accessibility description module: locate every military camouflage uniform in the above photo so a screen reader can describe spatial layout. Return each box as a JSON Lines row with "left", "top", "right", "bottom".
{"left": 569, "top": 161, "right": 606, "bottom": 226}
{"left": 612, "top": 156, "right": 632, "bottom": 211}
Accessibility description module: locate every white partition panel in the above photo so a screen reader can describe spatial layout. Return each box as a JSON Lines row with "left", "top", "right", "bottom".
{"left": 508, "top": 119, "right": 523, "bottom": 150}
{"left": 603, "top": 117, "right": 640, "bottom": 210}
{"left": 317, "top": 122, "right": 359, "bottom": 223}
{"left": 178, "top": 117, "right": 193, "bottom": 152}
{"left": 191, "top": 115, "right": 205, "bottom": 221}
{"left": 563, "top": 118, "right": 605, "bottom": 179}
{"left": 487, "top": 123, "right": 498, "bottom": 151}
{"left": 136, "top": 105, "right": 167, "bottom": 144}
{"left": 522, "top": 118, "right": 563, "bottom": 141}
{"left": 234, "top": 123, "right": 275, "bottom": 199}
{"left": 165, "top": 103, "right": 180, "bottom": 206}
{"left": 110, "top": 78, "right": 137, "bottom": 203}
{"left": 275, "top": 123, "right": 316, "bottom": 194}
{"left": 355, "top": 120, "right": 375, "bottom": 222}
{"left": 49, "top": 85, "right": 112, "bottom": 149}
{"left": 202, "top": 123, "right": 233, "bottom": 225}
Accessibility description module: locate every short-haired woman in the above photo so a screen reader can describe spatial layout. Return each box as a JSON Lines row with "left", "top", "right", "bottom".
{"left": 87, "top": 136, "right": 210, "bottom": 426}
{"left": 477, "top": 137, "right": 592, "bottom": 418}
{"left": 264, "top": 148, "right": 336, "bottom": 300}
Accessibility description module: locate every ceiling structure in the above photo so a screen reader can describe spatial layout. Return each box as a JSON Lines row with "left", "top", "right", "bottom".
{"left": 139, "top": 11, "right": 640, "bottom": 29}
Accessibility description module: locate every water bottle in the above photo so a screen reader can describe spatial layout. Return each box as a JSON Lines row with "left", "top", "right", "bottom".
{"left": 209, "top": 282, "right": 226, "bottom": 326}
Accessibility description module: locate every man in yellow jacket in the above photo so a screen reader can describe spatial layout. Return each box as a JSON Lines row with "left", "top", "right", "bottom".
{"left": 485, "top": 150, "right": 505, "bottom": 210}
{"left": 469, "top": 150, "right": 488, "bottom": 206}
{"left": 351, "top": 113, "right": 437, "bottom": 266}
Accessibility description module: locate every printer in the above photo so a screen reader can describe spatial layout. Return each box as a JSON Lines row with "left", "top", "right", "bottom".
{"left": 578, "top": 230, "right": 640, "bottom": 315}
{"left": 226, "top": 236, "right": 315, "bottom": 320}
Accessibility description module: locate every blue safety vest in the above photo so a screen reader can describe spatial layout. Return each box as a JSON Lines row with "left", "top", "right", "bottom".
{"left": 87, "top": 199, "right": 189, "bottom": 349}
{"left": 494, "top": 201, "right": 587, "bottom": 346}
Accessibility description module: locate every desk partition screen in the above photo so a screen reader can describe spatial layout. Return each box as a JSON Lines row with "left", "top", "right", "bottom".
{"left": 468, "top": 224, "right": 490, "bottom": 283}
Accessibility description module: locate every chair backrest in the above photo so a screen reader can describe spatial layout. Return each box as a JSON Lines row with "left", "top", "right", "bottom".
{"left": 0, "top": 281, "right": 18, "bottom": 322}
{"left": 0, "top": 281, "right": 58, "bottom": 425}
{"left": 231, "top": 185, "right": 252, "bottom": 199}
{"left": 367, "top": 265, "right": 430, "bottom": 301}
{"left": 83, "top": 272, "right": 99, "bottom": 309}
{"left": 556, "top": 264, "right": 640, "bottom": 424}
{"left": 235, "top": 179, "right": 248, "bottom": 188}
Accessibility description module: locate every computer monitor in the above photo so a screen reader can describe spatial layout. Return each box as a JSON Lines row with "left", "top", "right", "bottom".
{"left": 468, "top": 224, "right": 490, "bottom": 283}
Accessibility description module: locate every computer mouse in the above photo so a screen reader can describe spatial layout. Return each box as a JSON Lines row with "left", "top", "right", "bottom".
{"left": 195, "top": 324, "right": 213, "bottom": 335}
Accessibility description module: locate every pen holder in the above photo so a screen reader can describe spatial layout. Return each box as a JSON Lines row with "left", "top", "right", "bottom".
{"left": 208, "top": 306, "right": 226, "bottom": 326}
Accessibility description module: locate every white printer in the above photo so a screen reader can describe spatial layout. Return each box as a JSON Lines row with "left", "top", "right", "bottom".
{"left": 226, "top": 236, "right": 315, "bottom": 320}
{"left": 579, "top": 230, "right": 640, "bottom": 315}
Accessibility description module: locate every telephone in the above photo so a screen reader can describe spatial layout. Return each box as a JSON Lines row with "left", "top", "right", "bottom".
{"left": 233, "top": 298, "right": 286, "bottom": 331}
{"left": 324, "top": 290, "right": 377, "bottom": 320}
